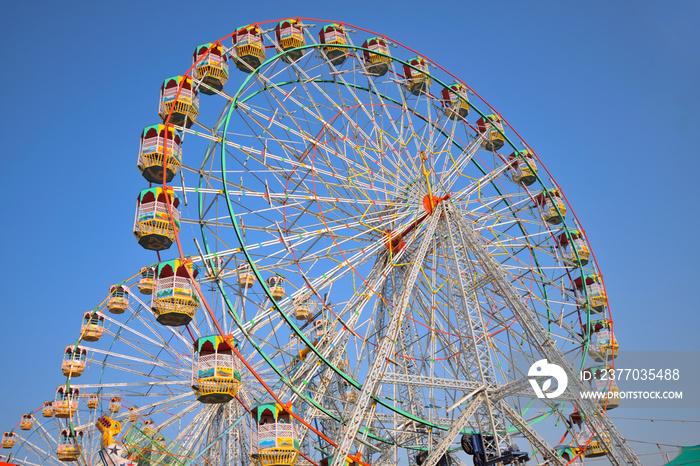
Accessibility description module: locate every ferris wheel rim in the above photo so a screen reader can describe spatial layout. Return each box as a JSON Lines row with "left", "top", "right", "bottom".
{"left": 147, "top": 18, "right": 625, "bottom": 464}
{"left": 204, "top": 40, "right": 594, "bottom": 431}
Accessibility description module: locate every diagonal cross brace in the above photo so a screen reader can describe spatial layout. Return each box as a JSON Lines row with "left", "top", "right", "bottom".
{"left": 420, "top": 389, "right": 486, "bottom": 466}
{"left": 498, "top": 401, "right": 564, "bottom": 466}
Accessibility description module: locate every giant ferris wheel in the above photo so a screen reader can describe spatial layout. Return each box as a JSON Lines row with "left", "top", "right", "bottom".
{"left": 2, "top": 18, "right": 637, "bottom": 466}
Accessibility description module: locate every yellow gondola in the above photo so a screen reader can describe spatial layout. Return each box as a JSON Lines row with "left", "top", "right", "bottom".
{"left": 275, "top": 19, "right": 305, "bottom": 63}
{"left": 508, "top": 149, "right": 538, "bottom": 186}
{"left": 233, "top": 25, "right": 265, "bottom": 72}
{"left": 192, "top": 335, "right": 242, "bottom": 403}
{"left": 152, "top": 259, "right": 200, "bottom": 326}
{"left": 133, "top": 187, "right": 181, "bottom": 251}
{"left": 56, "top": 429, "right": 83, "bottom": 462}
{"left": 441, "top": 83, "right": 470, "bottom": 119}
{"left": 534, "top": 189, "right": 566, "bottom": 225}
{"left": 403, "top": 57, "right": 431, "bottom": 96}
{"left": 80, "top": 311, "right": 105, "bottom": 342}
{"left": 476, "top": 114, "right": 505, "bottom": 151}
{"left": 193, "top": 43, "right": 229, "bottom": 94}
{"left": 158, "top": 76, "right": 198, "bottom": 128}
{"left": 54, "top": 386, "right": 79, "bottom": 419}
{"left": 20, "top": 413, "right": 35, "bottom": 431}
{"left": 250, "top": 402, "right": 299, "bottom": 466}
{"left": 362, "top": 37, "right": 391, "bottom": 77}
{"left": 137, "top": 124, "right": 182, "bottom": 183}
{"left": 61, "top": 345, "right": 87, "bottom": 377}
{"left": 319, "top": 24, "right": 348, "bottom": 66}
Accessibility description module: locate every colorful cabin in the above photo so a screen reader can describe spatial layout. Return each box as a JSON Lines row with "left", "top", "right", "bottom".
{"left": 403, "top": 57, "right": 431, "bottom": 96}
{"left": 159, "top": 76, "right": 199, "bottom": 128}
{"left": 476, "top": 114, "right": 505, "bottom": 151}
{"left": 133, "top": 187, "right": 181, "bottom": 251}
{"left": 319, "top": 24, "right": 348, "bottom": 66}
{"left": 441, "top": 83, "right": 470, "bottom": 120}
{"left": 508, "top": 149, "right": 538, "bottom": 187}
{"left": 250, "top": 402, "right": 299, "bottom": 466}
{"left": 233, "top": 24, "right": 266, "bottom": 72}
{"left": 138, "top": 266, "right": 157, "bottom": 295}
{"left": 557, "top": 230, "right": 589, "bottom": 267}
{"left": 574, "top": 274, "right": 607, "bottom": 311}
{"left": 81, "top": 311, "right": 105, "bottom": 342}
{"left": 342, "top": 382, "right": 356, "bottom": 403}
{"left": 586, "top": 319, "right": 618, "bottom": 362}
{"left": 87, "top": 394, "right": 99, "bottom": 409}
{"left": 152, "top": 259, "right": 200, "bottom": 326}
{"left": 570, "top": 412, "right": 610, "bottom": 458}
{"left": 137, "top": 124, "right": 182, "bottom": 183}
{"left": 54, "top": 386, "right": 79, "bottom": 419}
{"left": 313, "top": 318, "right": 331, "bottom": 339}
{"left": 237, "top": 262, "right": 256, "bottom": 288}
{"left": 127, "top": 406, "right": 140, "bottom": 422}
{"left": 143, "top": 420, "right": 158, "bottom": 436}
{"left": 42, "top": 400, "right": 54, "bottom": 417}
{"left": 193, "top": 43, "right": 229, "bottom": 95}
{"left": 192, "top": 335, "right": 241, "bottom": 404}
{"left": 20, "top": 413, "right": 35, "bottom": 431}
{"left": 555, "top": 445, "right": 583, "bottom": 466}
{"left": 275, "top": 19, "right": 305, "bottom": 63}
{"left": 109, "top": 397, "right": 122, "bottom": 414}
{"left": 2, "top": 432, "right": 17, "bottom": 449}
{"left": 205, "top": 256, "right": 226, "bottom": 279}
{"left": 361, "top": 37, "right": 391, "bottom": 77}
{"left": 56, "top": 429, "right": 83, "bottom": 462}
{"left": 266, "top": 276, "right": 285, "bottom": 301}
{"left": 293, "top": 298, "right": 311, "bottom": 320}
{"left": 107, "top": 284, "right": 129, "bottom": 314}
{"left": 582, "top": 365, "right": 620, "bottom": 410}
{"left": 534, "top": 188, "right": 566, "bottom": 225}
{"left": 62, "top": 345, "right": 87, "bottom": 377}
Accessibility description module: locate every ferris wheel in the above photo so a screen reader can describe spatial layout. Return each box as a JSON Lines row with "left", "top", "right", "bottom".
{"left": 32, "top": 267, "right": 298, "bottom": 466}
{"left": 0, "top": 396, "right": 100, "bottom": 466}
{"left": 22, "top": 17, "right": 639, "bottom": 466}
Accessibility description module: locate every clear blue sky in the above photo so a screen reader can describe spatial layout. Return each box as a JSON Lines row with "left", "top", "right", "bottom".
{"left": 1, "top": 1, "right": 698, "bottom": 464}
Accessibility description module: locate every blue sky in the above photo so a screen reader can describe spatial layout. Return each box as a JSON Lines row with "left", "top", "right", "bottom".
{"left": 1, "top": 1, "right": 698, "bottom": 464}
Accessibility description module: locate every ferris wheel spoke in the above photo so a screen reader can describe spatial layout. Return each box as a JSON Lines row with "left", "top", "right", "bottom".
{"left": 124, "top": 392, "right": 194, "bottom": 421}
{"left": 498, "top": 402, "right": 565, "bottom": 466}
{"left": 16, "top": 436, "right": 54, "bottom": 460}
{"left": 287, "top": 241, "right": 384, "bottom": 301}
{"left": 450, "top": 157, "right": 515, "bottom": 203}
{"left": 102, "top": 307, "right": 189, "bottom": 358}
{"left": 315, "top": 68, "right": 395, "bottom": 156}
{"left": 33, "top": 421, "right": 59, "bottom": 449}
{"left": 158, "top": 399, "right": 203, "bottom": 432}
{"left": 73, "top": 380, "right": 189, "bottom": 391}
{"left": 88, "top": 342, "right": 188, "bottom": 372}
{"left": 240, "top": 87, "right": 401, "bottom": 198}
{"left": 289, "top": 253, "right": 394, "bottom": 394}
